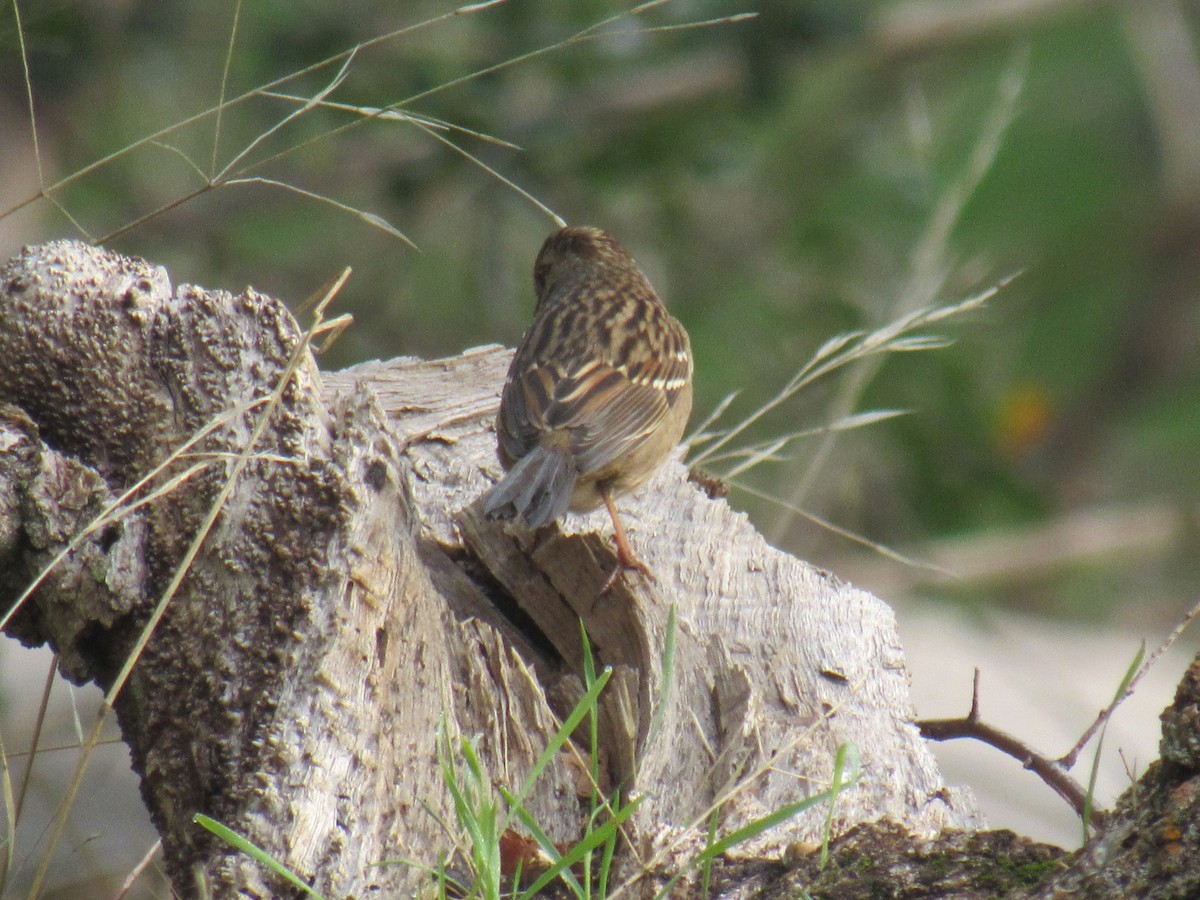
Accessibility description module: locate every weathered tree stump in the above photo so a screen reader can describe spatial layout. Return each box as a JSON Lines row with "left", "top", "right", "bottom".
{"left": 1, "top": 240, "right": 1194, "bottom": 898}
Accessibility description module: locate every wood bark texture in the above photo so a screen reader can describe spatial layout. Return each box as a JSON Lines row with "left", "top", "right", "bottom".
{"left": 6, "top": 237, "right": 1122, "bottom": 899}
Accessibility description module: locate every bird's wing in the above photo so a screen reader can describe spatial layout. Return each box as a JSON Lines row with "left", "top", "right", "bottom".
{"left": 498, "top": 312, "right": 691, "bottom": 476}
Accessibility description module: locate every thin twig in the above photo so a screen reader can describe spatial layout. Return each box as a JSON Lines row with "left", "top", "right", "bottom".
{"left": 917, "top": 668, "right": 1092, "bottom": 819}
{"left": 1118, "top": 748, "right": 1138, "bottom": 786}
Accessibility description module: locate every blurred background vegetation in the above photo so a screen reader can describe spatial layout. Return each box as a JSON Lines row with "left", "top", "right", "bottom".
{"left": 3, "top": 0, "right": 1197, "bottom": 624}
{"left": 2, "top": 0, "right": 1199, "bottom": 890}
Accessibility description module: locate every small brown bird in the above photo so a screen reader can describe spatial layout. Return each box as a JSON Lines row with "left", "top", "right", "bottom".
{"left": 482, "top": 226, "right": 693, "bottom": 581}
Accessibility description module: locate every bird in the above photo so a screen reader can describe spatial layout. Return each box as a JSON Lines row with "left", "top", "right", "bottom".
{"left": 481, "top": 225, "right": 693, "bottom": 584}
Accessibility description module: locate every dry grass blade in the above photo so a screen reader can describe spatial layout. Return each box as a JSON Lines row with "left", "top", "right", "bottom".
{"left": 412, "top": 121, "right": 564, "bottom": 228}
{"left": 210, "top": 0, "right": 245, "bottom": 177}
{"left": 200, "top": 1, "right": 752, "bottom": 204}
{"left": 0, "top": 426, "right": 255, "bottom": 635}
{"left": 216, "top": 49, "right": 357, "bottom": 182}
{"left": 4, "top": 656, "right": 56, "bottom": 877}
{"left": 1060, "top": 594, "right": 1200, "bottom": 770}
{"left": 310, "top": 313, "right": 355, "bottom": 354}
{"left": 107, "top": 839, "right": 162, "bottom": 900}
{"left": 729, "top": 477, "right": 951, "bottom": 575}
{"left": 225, "top": 177, "right": 417, "bottom": 248}
{"left": 1, "top": 0, "right": 509, "bottom": 221}
{"left": 685, "top": 390, "right": 739, "bottom": 448}
{"left": 148, "top": 140, "right": 210, "bottom": 181}
{"left": 606, "top": 685, "right": 861, "bottom": 900}
{"left": 689, "top": 282, "right": 1002, "bottom": 473}
{"left": 611, "top": 9, "right": 758, "bottom": 36}
{"left": 0, "top": 721, "right": 15, "bottom": 892}
{"left": 704, "top": 408, "right": 909, "bottom": 477}
{"left": 1, "top": 736, "right": 126, "bottom": 763}
{"left": 12, "top": 0, "right": 44, "bottom": 189}
{"left": 94, "top": 185, "right": 212, "bottom": 245}
{"left": 257, "top": 93, "right": 524, "bottom": 151}
{"left": 8, "top": 0, "right": 752, "bottom": 247}
{"left": 98, "top": 51, "right": 360, "bottom": 245}
{"left": 766, "top": 49, "right": 1028, "bottom": 542}
{"left": 720, "top": 436, "right": 791, "bottom": 479}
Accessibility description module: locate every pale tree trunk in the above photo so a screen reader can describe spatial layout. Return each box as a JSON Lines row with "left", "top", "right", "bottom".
{"left": 0, "top": 240, "right": 1195, "bottom": 898}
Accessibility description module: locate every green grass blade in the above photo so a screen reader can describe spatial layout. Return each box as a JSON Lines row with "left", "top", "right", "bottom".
{"left": 439, "top": 724, "right": 502, "bottom": 898}
{"left": 646, "top": 604, "right": 677, "bottom": 751}
{"left": 1083, "top": 643, "right": 1145, "bottom": 842}
{"left": 654, "top": 747, "right": 862, "bottom": 900}
{"left": 699, "top": 806, "right": 720, "bottom": 898}
{"left": 194, "top": 813, "right": 326, "bottom": 899}
{"left": 820, "top": 743, "right": 859, "bottom": 869}
{"left": 514, "top": 793, "right": 644, "bottom": 899}
{"left": 501, "top": 666, "right": 612, "bottom": 828}
{"left": 497, "top": 785, "right": 585, "bottom": 897}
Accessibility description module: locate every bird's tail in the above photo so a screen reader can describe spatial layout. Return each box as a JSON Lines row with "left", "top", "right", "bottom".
{"left": 482, "top": 446, "right": 577, "bottom": 529}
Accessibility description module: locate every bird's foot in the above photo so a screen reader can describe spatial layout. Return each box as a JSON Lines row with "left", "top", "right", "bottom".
{"left": 600, "top": 533, "right": 656, "bottom": 593}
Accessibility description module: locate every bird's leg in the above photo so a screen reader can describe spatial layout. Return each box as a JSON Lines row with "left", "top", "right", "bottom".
{"left": 599, "top": 485, "right": 655, "bottom": 591}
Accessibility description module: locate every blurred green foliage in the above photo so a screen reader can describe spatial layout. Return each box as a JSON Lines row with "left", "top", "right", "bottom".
{"left": 2, "top": 0, "right": 1197, "bottom": 621}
